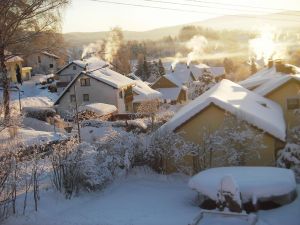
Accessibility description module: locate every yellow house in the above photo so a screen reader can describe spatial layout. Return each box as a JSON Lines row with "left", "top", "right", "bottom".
{"left": 4, "top": 56, "right": 23, "bottom": 83}
{"left": 161, "top": 79, "right": 286, "bottom": 172}
{"left": 151, "top": 63, "right": 225, "bottom": 104}
{"left": 151, "top": 75, "right": 188, "bottom": 104}
{"left": 253, "top": 75, "right": 300, "bottom": 129}
{"left": 239, "top": 62, "right": 300, "bottom": 129}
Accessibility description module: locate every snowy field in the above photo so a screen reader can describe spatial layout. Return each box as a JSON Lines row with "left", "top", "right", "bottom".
{"left": 2, "top": 167, "right": 300, "bottom": 225}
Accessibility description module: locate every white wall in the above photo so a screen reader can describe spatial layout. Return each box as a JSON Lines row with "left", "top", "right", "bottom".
{"left": 56, "top": 74, "right": 124, "bottom": 117}
{"left": 58, "top": 63, "right": 83, "bottom": 82}
{"left": 26, "top": 53, "right": 58, "bottom": 74}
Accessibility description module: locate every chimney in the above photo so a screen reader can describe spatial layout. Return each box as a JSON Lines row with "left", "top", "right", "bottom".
{"left": 171, "top": 66, "right": 174, "bottom": 73}
{"left": 268, "top": 59, "right": 273, "bottom": 68}
{"left": 83, "top": 63, "right": 88, "bottom": 71}
{"left": 186, "top": 62, "right": 190, "bottom": 69}
{"left": 275, "top": 60, "right": 296, "bottom": 74}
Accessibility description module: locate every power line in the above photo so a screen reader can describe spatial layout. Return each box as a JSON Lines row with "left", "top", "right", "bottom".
{"left": 141, "top": 0, "right": 300, "bottom": 17}
{"left": 90, "top": 0, "right": 300, "bottom": 22}
{"left": 184, "top": 0, "right": 300, "bottom": 14}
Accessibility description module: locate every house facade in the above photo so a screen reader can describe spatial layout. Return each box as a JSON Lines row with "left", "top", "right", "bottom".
{"left": 54, "top": 69, "right": 135, "bottom": 117}
{"left": 26, "top": 51, "right": 59, "bottom": 75}
{"left": 161, "top": 79, "right": 286, "bottom": 173}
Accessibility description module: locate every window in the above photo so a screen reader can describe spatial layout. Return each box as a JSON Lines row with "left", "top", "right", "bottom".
{"left": 38, "top": 56, "right": 41, "bottom": 63}
{"left": 49, "top": 64, "right": 54, "bottom": 68}
{"left": 73, "top": 65, "right": 77, "bottom": 70}
{"left": 83, "top": 94, "right": 89, "bottom": 102}
{"left": 80, "top": 78, "right": 90, "bottom": 86}
{"left": 287, "top": 98, "right": 300, "bottom": 110}
{"left": 70, "top": 94, "right": 76, "bottom": 103}
{"left": 119, "top": 90, "right": 123, "bottom": 98}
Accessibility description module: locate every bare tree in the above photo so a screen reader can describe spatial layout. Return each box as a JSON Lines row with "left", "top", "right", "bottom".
{"left": 136, "top": 99, "right": 160, "bottom": 130}
{"left": 0, "top": 0, "right": 69, "bottom": 119}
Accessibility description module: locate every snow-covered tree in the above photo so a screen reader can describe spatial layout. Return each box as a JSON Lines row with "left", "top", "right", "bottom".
{"left": 136, "top": 99, "right": 160, "bottom": 130}
{"left": 277, "top": 143, "right": 300, "bottom": 182}
{"left": 208, "top": 114, "right": 265, "bottom": 167}
{"left": 188, "top": 69, "right": 216, "bottom": 100}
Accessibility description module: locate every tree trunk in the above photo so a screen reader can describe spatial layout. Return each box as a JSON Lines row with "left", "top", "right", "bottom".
{"left": 0, "top": 47, "right": 10, "bottom": 120}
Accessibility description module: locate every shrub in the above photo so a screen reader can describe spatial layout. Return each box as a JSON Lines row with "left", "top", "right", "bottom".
{"left": 277, "top": 143, "right": 300, "bottom": 182}
{"left": 23, "top": 107, "right": 56, "bottom": 121}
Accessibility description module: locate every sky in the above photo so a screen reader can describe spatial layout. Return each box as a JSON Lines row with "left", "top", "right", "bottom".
{"left": 62, "top": 0, "right": 300, "bottom": 33}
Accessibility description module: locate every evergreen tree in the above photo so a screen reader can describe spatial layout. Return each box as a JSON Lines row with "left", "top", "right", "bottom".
{"left": 158, "top": 59, "right": 165, "bottom": 76}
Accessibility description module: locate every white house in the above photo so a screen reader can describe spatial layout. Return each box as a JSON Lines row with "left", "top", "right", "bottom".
{"left": 54, "top": 66, "right": 135, "bottom": 117}
{"left": 56, "top": 58, "right": 108, "bottom": 93}
{"left": 26, "top": 51, "right": 59, "bottom": 75}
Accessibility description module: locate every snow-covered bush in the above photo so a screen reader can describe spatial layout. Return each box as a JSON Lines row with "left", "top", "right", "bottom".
{"left": 23, "top": 106, "right": 56, "bottom": 121}
{"left": 147, "top": 130, "right": 203, "bottom": 174}
{"left": 277, "top": 143, "right": 300, "bottom": 182}
{"left": 50, "top": 138, "right": 115, "bottom": 198}
{"left": 217, "top": 175, "right": 242, "bottom": 213}
{"left": 95, "top": 128, "right": 143, "bottom": 174}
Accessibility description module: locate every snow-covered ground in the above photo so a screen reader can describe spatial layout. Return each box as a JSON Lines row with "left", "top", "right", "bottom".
{"left": 2, "top": 167, "right": 300, "bottom": 225}
{"left": 0, "top": 75, "right": 58, "bottom": 110}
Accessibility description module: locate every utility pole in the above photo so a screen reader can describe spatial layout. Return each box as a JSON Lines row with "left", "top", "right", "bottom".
{"left": 73, "top": 84, "right": 81, "bottom": 143}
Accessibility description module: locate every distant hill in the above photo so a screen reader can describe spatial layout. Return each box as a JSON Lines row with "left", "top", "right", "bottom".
{"left": 64, "top": 11, "right": 300, "bottom": 47}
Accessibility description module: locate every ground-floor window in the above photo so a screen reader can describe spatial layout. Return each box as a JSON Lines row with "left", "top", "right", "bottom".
{"left": 83, "top": 94, "right": 89, "bottom": 102}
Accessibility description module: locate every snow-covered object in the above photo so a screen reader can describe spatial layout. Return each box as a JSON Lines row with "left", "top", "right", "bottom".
{"left": 133, "top": 80, "right": 162, "bottom": 103}
{"left": 217, "top": 175, "right": 242, "bottom": 212}
{"left": 5, "top": 55, "right": 23, "bottom": 63}
{"left": 85, "top": 68, "right": 134, "bottom": 88}
{"left": 239, "top": 65, "right": 300, "bottom": 90}
{"left": 164, "top": 63, "right": 225, "bottom": 88}
{"left": 79, "top": 103, "right": 117, "bottom": 115}
{"left": 162, "top": 79, "right": 286, "bottom": 141}
{"left": 157, "top": 87, "right": 183, "bottom": 101}
{"left": 277, "top": 143, "right": 300, "bottom": 182}
{"left": 254, "top": 75, "right": 300, "bottom": 96}
{"left": 189, "top": 167, "right": 297, "bottom": 203}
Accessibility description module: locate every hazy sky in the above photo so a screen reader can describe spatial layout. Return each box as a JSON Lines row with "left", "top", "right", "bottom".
{"left": 62, "top": 0, "right": 300, "bottom": 33}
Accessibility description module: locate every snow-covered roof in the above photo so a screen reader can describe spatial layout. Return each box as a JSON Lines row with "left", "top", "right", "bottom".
{"left": 253, "top": 74, "right": 300, "bottom": 96}
{"left": 164, "top": 63, "right": 225, "bottom": 88}
{"left": 157, "top": 87, "right": 183, "bottom": 101}
{"left": 133, "top": 80, "right": 162, "bottom": 103}
{"left": 79, "top": 103, "right": 117, "bottom": 115}
{"left": 239, "top": 66, "right": 300, "bottom": 90}
{"left": 162, "top": 79, "right": 286, "bottom": 141}
{"left": 5, "top": 55, "right": 23, "bottom": 63}
{"left": 57, "top": 58, "right": 108, "bottom": 75}
{"left": 42, "top": 51, "right": 59, "bottom": 59}
{"left": 87, "top": 68, "right": 134, "bottom": 88}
